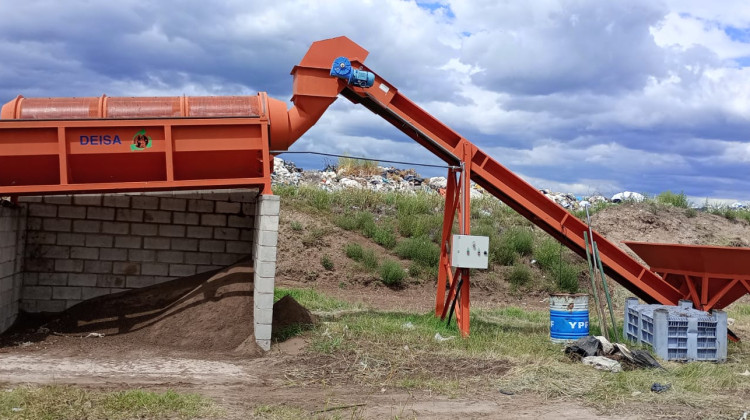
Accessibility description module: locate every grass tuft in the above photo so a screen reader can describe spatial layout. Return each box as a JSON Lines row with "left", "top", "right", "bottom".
{"left": 394, "top": 236, "right": 440, "bottom": 268}
{"left": 320, "top": 255, "right": 334, "bottom": 271}
{"left": 656, "top": 190, "right": 690, "bottom": 208}
{"left": 380, "top": 259, "right": 405, "bottom": 286}
{"left": 344, "top": 243, "right": 364, "bottom": 261}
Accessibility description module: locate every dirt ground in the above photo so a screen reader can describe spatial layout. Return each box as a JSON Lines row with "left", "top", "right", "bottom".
{"left": 0, "top": 202, "right": 749, "bottom": 418}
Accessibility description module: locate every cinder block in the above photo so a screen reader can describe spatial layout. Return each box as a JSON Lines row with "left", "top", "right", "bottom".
{"left": 184, "top": 252, "right": 211, "bottom": 265}
{"left": 24, "top": 258, "right": 54, "bottom": 272}
{"left": 23, "top": 286, "right": 52, "bottom": 300}
{"left": 56, "top": 233, "right": 85, "bottom": 246}
{"left": 36, "top": 300, "right": 66, "bottom": 312}
{"left": 85, "top": 234, "right": 113, "bottom": 248}
{"left": 97, "top": 274, "right": 126, "bottom": 288}
{"left": 254, "top": 323, "right": 272, "bottom": 342}
{"left": 214, "top": 227, "right": 240, "bottom": 240}
{"left": 254, "top": 291, "right": 275, "bottom": 309}
{"left": 229, "top": 190, "right": 259, "bottom": 203}
{"left": 216, "top": 201, "right": 241, "bottom": 214}
{"left": 114, "top": 236, "right": 141, "bottom": 249}
{"left": 58, "top": 206, "right": 87, "bottom": 219}
{"left": 73, "top": 220, "right": 101, "bottom": 233}
{"left": 242, "top": 203, "right": 256, "bottom": 216}
{"left": 27, "top": 231, "right": 57, "bottom": 245}
{"left": 240, "top": 229, "right": 253, "bottom": 241}
{"left": 101, "top": 222, "right": 129, "bottom": 235}
{"left": 128, "top": 249, "right": 156, "bottom": 262}
{"left": 68, "top": 273, "right": 98, "bottom": 287}
{"left": 160, "top": 197, "right": 187, "bottom": 212}
{"left": 186, "top": 226, "right": 213, "bottom": 239}
{"left": 254, "top": 261, "right": 277, "bottom": 278}
{"left": 74, "top": 195, "right": 102, "bottom": 206}
{"left": 52, "top": 286, "right": 82, "bottom": 300}
{"left": 65, "top": 300, "right": 82, "bottom": 309}
{"left": 228, "top": 215, "right": 253, "bottom": 228}
{"left": 255, "top": 245, "right": 277, "bottom": 262}
{"left": 156, "top": 251, "right": 184, "bottom": 264}
{"left": 19, "top": 300, "right": 37, "bottom": 312}
{"left": 258, "top": 196, "right": 280, "bottom": 216}
{"left": 158, "top": 225, "right": 185, "bottom": 238}
{"left": 141, "top": 263, "right": 169, "bottom": 276}
{"left": 257, "top": 215, "right": 279, "bottom": 232}
{"left": 38, "top": 272, "right": 68, "bottom": 286}
{"left": 112, "top": 262, "right": 140, "bottom": 275}
{"left": 211, "top": 253, "right": 241, "bottom": 266}
{"left": 256, "top": 230, "right": 279, "bottom": 247}
{"left": 26, "top": 217, "right": 42, "bottom": 231}
{"left": 144, "top": 237, "right": 170, "bottom": 250}
{"left": 23, "top": 272, "right": 39, "bottom": 286}
{"left": 171, "top": 191, "right": 203, "bottom": 199}
{"left": 255, "top": 306, "right": 273, "bottom": 325}
{"left": 70, "top": 247, "right": 99, "bottom": 260}
{"left": 144, "top": 210, "right": 171, "bottom": 224}
{"left": 86, "top": 207, "right": 115, "bottom": 221}
{"left": 55, "top": 259, "right": 84, "bottom": 273}
{"left": 172, "top": 212, "right": 199, "bottom": 225}
{"left": 197, "top": 265, "right": 221, "bottom": 272}
{"left": 116, "top": 208, "right": 144, "bottom": 222}
{"left": 169, "top": 264, "right": 196, "bottom": 277}
{"left": 126, "top": 275, "right": 157, "bottom": 288}
{"left": 255, "top": 338, "right": 270, "bottom": 351}
{"left": 188, "top": 199, "right": 214, "bottom": 213}
{"left": 40, "top": 245, "right": 70, "bottom": 259}
{"left": 28, "top": 203, "right": 57, "bottom": 218}
{"left": 83, "top": 260, "right": 113, "bottom": 274}
{"left": 103, "top": 195, "right": 130, "bottom": 208}
{"left": 43, "top": 218, "right": 72, "bottom": 232}
{"left": 131, "top": 196, "right": 159, "bottom": 210}
{"left": 170, "top": 238, "right": 198, "bottom": 251}
{"left": 43, "top": 195, "right": 71, "bottom": 205}
{"left": 227, "top": 240, "right": 253, "bottom": 254}
{"left": 201, "top": 214, "right": 227, "bottom": 227}
{"left": 199, "top": 239, "right": 224, "bottom": 253}
{"left": 99, "top": 248, "right": 127, "bottom": 261}
{"left": 81, "top": 287, "right": 111, "bottom": 300}
{"left": 131, "top": 223, "right": 158, "bottom": 236}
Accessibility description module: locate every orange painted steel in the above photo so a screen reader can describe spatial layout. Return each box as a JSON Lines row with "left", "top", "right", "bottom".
{"left": 0, "top": 36, "right": 368, "bottom": 196}
{"left": 624, "top": 241, "right": 750, "bottom": 312}
{"left": 2, "top": 36, "right": 746, "bottom": 337}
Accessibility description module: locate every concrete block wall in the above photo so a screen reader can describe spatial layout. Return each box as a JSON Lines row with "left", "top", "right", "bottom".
{"left": 253, "top": 194, "right": 280, "bottom": 351}
{"left": 19, "top": 189, "right": 258, "bottom": 312}
{"left": 0, "top": 205, "right": 27, "bottom": 333}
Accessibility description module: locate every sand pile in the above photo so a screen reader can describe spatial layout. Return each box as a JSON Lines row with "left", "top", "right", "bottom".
{"left": 41, "top": 260, "right": 262, "bottom": 356}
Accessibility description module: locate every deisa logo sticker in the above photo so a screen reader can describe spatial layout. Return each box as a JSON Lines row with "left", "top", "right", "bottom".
{"left": 131, "top": 129, "right": 152, "bottom": 151}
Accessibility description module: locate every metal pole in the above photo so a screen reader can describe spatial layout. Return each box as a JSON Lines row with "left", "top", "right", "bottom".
{"left": 584, "top": 231, "right": 608, "bottom": 340}
{"left": 594, "top": 241, "right": 618, "bottom": 342}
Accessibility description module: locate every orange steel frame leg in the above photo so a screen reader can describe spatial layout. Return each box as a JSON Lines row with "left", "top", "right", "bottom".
{"left": 435, "top": 142, "right": 474, "bottom": 337}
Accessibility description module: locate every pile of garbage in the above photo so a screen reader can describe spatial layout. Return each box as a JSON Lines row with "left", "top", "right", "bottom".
{"left": 565, "top": 335, "right": 662, "bottom": 373}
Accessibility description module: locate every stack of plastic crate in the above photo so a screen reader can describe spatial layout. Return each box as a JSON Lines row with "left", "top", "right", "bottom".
{"left": 624, "top": 298, "right": 727, "bottom": 362}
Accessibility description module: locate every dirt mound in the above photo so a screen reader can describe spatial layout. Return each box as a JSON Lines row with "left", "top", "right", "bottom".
{"left": 8, "top": 260, "right": 262, "bottom": 357}
{"left": 272, "top": 295, "right": 317, "bottom": 339}
{"left": 592, "top": 203, "right": 750, "bottom": 251}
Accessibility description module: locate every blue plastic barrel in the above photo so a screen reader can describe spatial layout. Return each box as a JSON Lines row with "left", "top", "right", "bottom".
{"left": 550, "top": 293, "right": 589, "bottom": 343}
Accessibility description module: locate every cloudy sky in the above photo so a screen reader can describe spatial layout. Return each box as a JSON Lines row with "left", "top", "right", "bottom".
{"left": 1, "top": 0, "right": 749, "bottom": 202}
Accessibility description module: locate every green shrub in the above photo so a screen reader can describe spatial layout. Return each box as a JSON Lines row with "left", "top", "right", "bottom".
{"left": 301, "top": 227, "right": 326, "bottom": 247}
{"left": 362, "top": 249, "right": 379, "bottom": 271}
{"left": 373, "top": 226, "right": 397, "bottom": 249}
{"left": 685, "top": 207, "right": 697, "bottom": 218}
{"left": 380, "top": 259, "right": 405, "bottom": 286}
{"left": 656, "top": 190, "right": 690, "bottom": 208}
{"left": 320, "top": 255, "right": 334, "bottom": 271}
{"left": 395, "top": 193, "right": 436, "bottom": 217}
{"left": 338, "top": 156, "right": 380, "bottom": 177}
{"left": 397, "top": 213, "right": 442, "bottom": 239}
{"left": 502, "top": 227, "right": 534, "bottom": 256}
{"left": 355, "top": 212, "right": 377, "bottom": 238}
{"left": 333, "top": 212, "right": 358, "bottom": 230}
{"left": 508, "top": 264, "right": 531, "bottom": 288}
{"left": 290, "top": 221, "right": 303, "bottom": 231}
{"left": 493, "top": 243, "right": 516, "bottom": 266}
{"left": 534, "top": 238, "right": 560, "bottom": 271}
{"left": 394, "top": 236, "right": 441, "bottom": 267}
{"left": 554, "top": 264, "right": 580, "bottom": 293}
{"left": 408, "top": 262, "right": 422, "bottom": 278}
{"left": 344, "top": 243, "right": 364, "bottom": 261}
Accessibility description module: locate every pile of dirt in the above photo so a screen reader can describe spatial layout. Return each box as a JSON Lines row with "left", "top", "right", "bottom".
{"left": 4, "top": 260, "right": 263, "bottom": 357}
{"left": 272, "top": 295, "right": 317, "bottom": 340}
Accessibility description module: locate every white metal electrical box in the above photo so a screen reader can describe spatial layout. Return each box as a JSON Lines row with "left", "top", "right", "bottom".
{"left": 452, "top": 235, "right": 490, "bottom": 269}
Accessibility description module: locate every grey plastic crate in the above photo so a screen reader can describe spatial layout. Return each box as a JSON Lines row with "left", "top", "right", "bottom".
{"left": 624, "top": 298, "right": 727, "bottom": 362}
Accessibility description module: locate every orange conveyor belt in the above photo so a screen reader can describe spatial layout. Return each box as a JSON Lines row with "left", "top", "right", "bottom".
{"left": 0, "top": 36, "right": 716, "bottom": 313}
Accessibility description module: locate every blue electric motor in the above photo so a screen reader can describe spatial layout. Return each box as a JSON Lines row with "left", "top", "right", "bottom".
{"left": 330, "top": 57, "right": 375, "bottom": 88}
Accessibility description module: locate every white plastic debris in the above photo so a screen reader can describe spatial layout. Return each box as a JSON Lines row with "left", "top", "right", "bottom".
{"left": 594, "top": 335, "right": 614, "bottom": 355}
{"left": 739, "top": 370, "right": 750, "bottom": 377}
{"left": 434, "top": 333, "right": 455, "bottom": 342}
{"left": 582, "top": 356, "right": 622, "bottom": 373}
{"left": 611, "top": 191, "right": 645, "bottom": 203}
{"left": 85, "top": 332, "right": 105, "bottom": 338}
{"left": 728, "top": 318, "right": 735, "bottom": 327}
{"left": 402, "top": 322, "right": 415, "bottom": 330}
